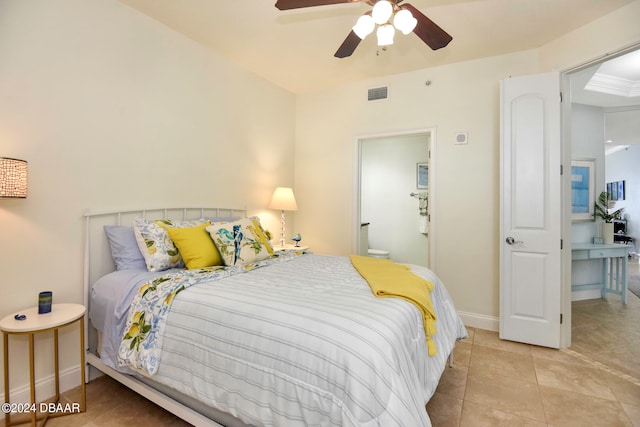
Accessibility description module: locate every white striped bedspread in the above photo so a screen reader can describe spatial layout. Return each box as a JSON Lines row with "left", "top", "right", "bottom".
{"left": 95, "top": 254, "right": 467, "bottom": 426}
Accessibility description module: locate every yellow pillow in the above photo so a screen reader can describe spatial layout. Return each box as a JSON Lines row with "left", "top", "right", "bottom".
{"left": 165, "top": 222, "right": 222, "bottom": 269}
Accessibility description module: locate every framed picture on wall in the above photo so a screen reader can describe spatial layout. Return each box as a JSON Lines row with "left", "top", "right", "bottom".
{"left": 417, "top": 162, "right": 428, "bottom": 189}
{"left": 612, "top": 182, "right": 619, "bottom": 200}
{"left": 571, "top": 159, "right": 595, "bottom": 221}
{"left": 618, "top": 180, "right": 625, "bottom": 200}
{"left": 606, "top": 180, "right": 625, "bottom": 201}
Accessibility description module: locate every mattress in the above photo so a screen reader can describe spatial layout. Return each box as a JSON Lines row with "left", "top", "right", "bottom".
{"left": 90, "top": 253, "right": 467, "bottom": 426}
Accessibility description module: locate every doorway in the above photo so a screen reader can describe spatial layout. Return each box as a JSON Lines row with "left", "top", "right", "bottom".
{"left": 499, "top": 44, "right": 640, "bottom": 348}
{"left": 356, "top": 129, "right": 435, "bottom": 267}
{"left": 566, "top": 44, "right": 640, "bottom": 345}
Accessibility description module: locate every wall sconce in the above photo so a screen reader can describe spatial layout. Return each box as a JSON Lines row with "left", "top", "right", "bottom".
{"left": 269, "top": 187, "right": 298, "bottom": 247}
{"left": 0, "top": 157, "right": 28, "bottom": 198}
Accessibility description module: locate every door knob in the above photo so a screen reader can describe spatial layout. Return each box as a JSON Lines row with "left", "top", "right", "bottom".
{"left": 506, "top": 236, "right": 523, "bottom": 245}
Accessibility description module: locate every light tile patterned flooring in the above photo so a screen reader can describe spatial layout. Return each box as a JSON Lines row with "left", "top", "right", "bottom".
{"left": 7, "top": 263, "right": 640, "bottom": 426}
{"left": 427, "top": 260, "right": 640, "bottom": 427}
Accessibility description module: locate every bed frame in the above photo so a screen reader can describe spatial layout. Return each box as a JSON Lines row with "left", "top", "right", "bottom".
{"left": 83, "top": 207, "right": 248, "bottom": 427}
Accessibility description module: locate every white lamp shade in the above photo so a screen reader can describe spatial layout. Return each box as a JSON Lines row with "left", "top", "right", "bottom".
{"left": 0, "top": 157, "right": 28, "bottom": 198}
{"left": 353, "top": 14, "right": 375, "bottom": 39}
{"left": 393, "top": 9, "right": 417, "bottom": 35}
{"left": 269, "top": 187, "right": 298, "bottom": 211}
{"left": 376, "top": 24, "right": 395, "bottom": 46}
{"left": 371, "top": 0, "right": 393, "bottom": 25}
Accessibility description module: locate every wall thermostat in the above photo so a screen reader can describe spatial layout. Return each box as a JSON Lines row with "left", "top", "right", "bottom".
{"left": 455, "top": 132, "right": 468, "bottom": 145}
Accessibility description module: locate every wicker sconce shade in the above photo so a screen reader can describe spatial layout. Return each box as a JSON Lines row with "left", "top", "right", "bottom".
{"left": 0, "top": 157, "right": 28, "bottom": 198}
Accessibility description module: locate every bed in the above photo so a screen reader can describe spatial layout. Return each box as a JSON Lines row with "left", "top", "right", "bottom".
{"left": 83, "top": 207, "right": 467, "bottom": 427}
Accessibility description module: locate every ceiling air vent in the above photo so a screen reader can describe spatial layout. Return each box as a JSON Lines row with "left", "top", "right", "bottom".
{"left": 368, "top": 86, "right": 388, "bottom": 101}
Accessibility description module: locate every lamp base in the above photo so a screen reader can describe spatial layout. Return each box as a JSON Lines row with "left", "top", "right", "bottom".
{"left": 279, "top": 210, "right": 286, "bottom": 248}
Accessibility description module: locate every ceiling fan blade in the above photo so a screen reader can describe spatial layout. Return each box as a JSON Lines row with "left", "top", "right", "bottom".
{"left": 401, "top": 3, "right": 452, "bottom": 50}
{"left": 275, "top": 0, "right": 359, "bottom": 10}
{"left": 334, "top": 30, "right": 362, "bottom": 58}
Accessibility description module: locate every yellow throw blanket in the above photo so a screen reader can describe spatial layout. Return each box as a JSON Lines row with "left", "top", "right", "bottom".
{"left": 350, "top": 255, "right": 438, "bottom": 356}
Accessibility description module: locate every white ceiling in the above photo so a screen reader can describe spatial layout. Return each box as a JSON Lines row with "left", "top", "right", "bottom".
{"left": 119, "top": 0, "right": 635, "bottom": 94}
{"left": 571, "top": 49, "right": 640, "bottom": 107}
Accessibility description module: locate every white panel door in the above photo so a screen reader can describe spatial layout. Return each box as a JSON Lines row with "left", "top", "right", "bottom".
{"left": 500, "top": 72, "right": 561, "bottom": 348}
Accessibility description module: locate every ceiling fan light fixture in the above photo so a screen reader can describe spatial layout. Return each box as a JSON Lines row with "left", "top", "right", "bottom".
{"left": 353, "top": 14, "right": 375, "bottom": 39}
{"left": 376, "top": 23, "right": 395, "bottom": 46}
{"left": 372, "top": 0, "right": 393, "bottom": 25}
{"left": 393, "top": 9, "right": 417, "bottom": 35}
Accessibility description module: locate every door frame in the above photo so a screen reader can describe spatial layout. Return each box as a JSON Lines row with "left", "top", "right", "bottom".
{"left": 560, "top": 70, "right": 572, "bottom": 348}
{"left": 353, "top": 127, "right": 437, "bottom": 269}
{"left": 559, "top": 41, "right": 640, "bottom": 347}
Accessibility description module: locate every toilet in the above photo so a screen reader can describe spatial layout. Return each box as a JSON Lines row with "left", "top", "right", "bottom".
{"left": 361, "top": 223, "right": 391, "bottom": 259}
{"left": 368, "top": 249, "right": 390, "bottom": 259}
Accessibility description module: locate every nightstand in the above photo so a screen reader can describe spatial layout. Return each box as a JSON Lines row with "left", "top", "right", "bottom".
{"left": 272, "top": 244, "right": 310, "bottom": 252}
{"left": 0, "top": 303, "right": 86, "bottom": 427}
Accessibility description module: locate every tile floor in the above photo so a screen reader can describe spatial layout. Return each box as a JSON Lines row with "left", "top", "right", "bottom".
{"left": 6, "top": 264, "right": 640, "bottom": 427}
{"left": 427, "top": 260, "right": 640, "bottom": 426}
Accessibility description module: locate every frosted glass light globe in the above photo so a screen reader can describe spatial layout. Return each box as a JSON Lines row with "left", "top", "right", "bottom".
{"left": 353, "top": 14, "right": 375, "bottom": 39}
{"left": 393, "top": 9, "right": 417, "bottom": 35}
{"left": 372, "top": 0, "right": 393, "bottom": 25}
{"left": 376, "top": 23, "right": 395, "bottom": 46}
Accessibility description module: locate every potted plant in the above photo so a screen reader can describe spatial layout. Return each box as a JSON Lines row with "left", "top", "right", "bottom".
{"left": 594, "top": 191, "right": 624, "bottom": 244}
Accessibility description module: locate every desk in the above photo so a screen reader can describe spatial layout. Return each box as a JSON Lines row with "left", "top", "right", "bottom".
{"left": 0, "top": 303, "right": 86, "bottom": 427}
{"left": 572, "top": 243, "right": 631, "bottom": 304}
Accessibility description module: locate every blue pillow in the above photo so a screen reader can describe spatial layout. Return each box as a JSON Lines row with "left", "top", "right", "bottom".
{"left": 104, "top": 226, "right": 147, "bottom": 271}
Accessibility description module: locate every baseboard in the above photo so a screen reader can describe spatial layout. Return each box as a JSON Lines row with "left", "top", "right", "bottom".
{"left": 457, "top": 310, "right": 499, "bottom": 332}
{"left": 0, "top": 365, "right": 82, "bottom": 404}
{"left": 571, "top": 289, "right": 601, "bottom": 301}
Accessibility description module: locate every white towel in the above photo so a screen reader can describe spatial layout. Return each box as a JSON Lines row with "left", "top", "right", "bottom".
{"left": 419, "top": 216, "right": 428, "bottom": 234}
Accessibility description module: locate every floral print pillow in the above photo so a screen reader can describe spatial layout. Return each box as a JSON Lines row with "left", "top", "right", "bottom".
{"left": 133, "top": 217, "right": 207, "bottom": 271}
{"left": 206, "top": 217, "right": 274, "bottom": 266}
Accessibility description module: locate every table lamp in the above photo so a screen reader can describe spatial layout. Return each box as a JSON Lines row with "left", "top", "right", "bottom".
{"left": 269, "top": 187, "right": 298, "bottom": 247}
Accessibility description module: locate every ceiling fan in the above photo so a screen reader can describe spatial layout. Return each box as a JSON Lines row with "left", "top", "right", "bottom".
{"left": 275, "top": 0, "right": 452, "bottom": 58}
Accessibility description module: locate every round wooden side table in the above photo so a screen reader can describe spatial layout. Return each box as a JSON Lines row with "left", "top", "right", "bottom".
{"left": 0, "top": 303, "right": 86, "bottom": 427}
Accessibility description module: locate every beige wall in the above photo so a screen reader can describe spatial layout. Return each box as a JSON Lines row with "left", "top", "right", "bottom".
{"left": 538, "top": 0, "right": 640, "bottom": 72}
{"left": 294, "top": 51, "right": 539, "bottom": 327}
{"left": 0, "top": 0, "right": 295, "bottom": 395}
{"left": 294, "top": 0, "right": 640, "bottom": 328}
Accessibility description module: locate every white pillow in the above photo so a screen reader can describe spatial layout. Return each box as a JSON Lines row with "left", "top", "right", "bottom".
{"left": 206, "top": 217, "right": 274, "bottom": 266}
{"left": 133, "top": 217, "right": 207, "bottom": 271}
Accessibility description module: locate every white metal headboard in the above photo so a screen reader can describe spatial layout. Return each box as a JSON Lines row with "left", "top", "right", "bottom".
{"left": 82, "top": 207, "right": 247, "bottom": 354}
